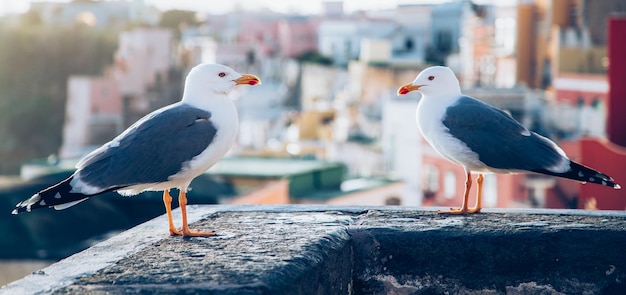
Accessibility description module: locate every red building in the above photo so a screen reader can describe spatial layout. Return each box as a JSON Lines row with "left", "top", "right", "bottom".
{"left": 420, "top": 139, "right": 530, "bottom": 209}
{"left": 549, "top": 16, "right": 626, "bottom": 210}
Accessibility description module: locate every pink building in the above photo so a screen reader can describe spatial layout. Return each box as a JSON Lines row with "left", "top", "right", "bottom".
{"left": 278, "top": 18, "right": 320, "bottom": 58}
{"left": 61, "top": 28, "right": 175, "bottom": 159}
{"left": 60, "top": 76, "right": 122, "bottom": 158}
{"left": 235, "top": 16, "right": 319, "bottom": 59}
{"left": 237, "top": 19, "right": 280, "bottom": 57}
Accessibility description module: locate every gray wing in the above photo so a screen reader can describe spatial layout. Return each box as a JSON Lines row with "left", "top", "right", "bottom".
{"left": 75, "top": 104, "right": 217, "bottom": 191}
{"left": 442, "top": 96, "right": 564, "bottom": 171}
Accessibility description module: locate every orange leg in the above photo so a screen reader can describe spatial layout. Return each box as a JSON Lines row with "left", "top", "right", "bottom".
{"left": 438, "top": 172, "right": 484, "bottom": 215}
{"left": 178, "top": 190, "right": 216, "bottom": 237}
{"left": 468, "top": 174, "right": 483, "bottom": 213}
{"left": 163, "top": 189, "right": 182, "bottom": 236}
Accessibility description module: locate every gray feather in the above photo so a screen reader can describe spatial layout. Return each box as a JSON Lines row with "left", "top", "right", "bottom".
{"left": 76, "top": 104, "right": 217, "bottom": 190}
{"left": 442, "top": 96, "right": 565, "bottom": 171}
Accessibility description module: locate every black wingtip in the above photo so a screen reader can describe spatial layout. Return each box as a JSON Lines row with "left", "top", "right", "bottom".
{"left": 11, "top": 207, "right": 28, "bottom": 215}
{"left": 12, "top": 193, "right": 42, "bottom": 214}
{"left": 533, "top": 161, "right": 619, "bottom": 189}
{"left": 13, "top": 176, "right": 92, "bottom": 214}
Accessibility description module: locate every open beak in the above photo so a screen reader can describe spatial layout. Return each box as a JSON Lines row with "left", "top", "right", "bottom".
{"left": 234, "top": 74, "right": 261, "bottom": 86}
{"left": 397, "top": 83, "right": 420, "bottom": 96}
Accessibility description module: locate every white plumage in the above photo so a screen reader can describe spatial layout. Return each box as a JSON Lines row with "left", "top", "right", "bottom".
{"left": 398, "top": 66, "right": 619, "bottom": 214}
{"left": 14, "top": 63, "right": 261, "bottom": 236}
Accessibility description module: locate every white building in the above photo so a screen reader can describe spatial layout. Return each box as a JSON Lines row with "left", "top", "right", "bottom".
{"left": 381, "top": 95, "right": 423, "bottom": 206}
{"left": 113, "top": 28, "right": 174, "bottom": 97}
{"left": 318, "top": 4, "right": 432, "bottom": 67}
{"left": 31, "top": 0, "right": 159, "bottom": 28}
{"left": 318, "top": 19, "right": 401, "bottom": 66}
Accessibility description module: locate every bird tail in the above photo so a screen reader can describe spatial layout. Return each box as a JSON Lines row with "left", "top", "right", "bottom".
{"left": 12, "top": 176, "right": 89, "bottom": 214}
{"left": 533, "top": 161, "right": 621, "bottom": 189}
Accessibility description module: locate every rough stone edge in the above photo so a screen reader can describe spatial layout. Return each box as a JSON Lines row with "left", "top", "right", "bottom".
{"left": 263, "top": 227, "right": 354, "bottom": 294}
{"left": 2, "top": 205, "right": 625, "bottom": 294}
{"left": 0, "top": 206, "right": 209, "bottom": 295}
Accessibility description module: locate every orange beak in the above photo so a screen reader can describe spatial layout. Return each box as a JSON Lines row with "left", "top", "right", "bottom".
{"left": 397, "top": 82, "right": 420, "bottom": 95}
{"left": 234, "top": 74, "right": 261, "bottom": 86}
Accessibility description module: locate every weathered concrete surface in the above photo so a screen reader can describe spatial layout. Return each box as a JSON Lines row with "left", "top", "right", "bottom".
{"left": 56, "top": 210, "right": 355, "bottom": 295}
{"left": 351, "top": 210, "right": 626, "bottom": 294}
{"left": 2, "top": 205, "right": 626, "bottom": 295}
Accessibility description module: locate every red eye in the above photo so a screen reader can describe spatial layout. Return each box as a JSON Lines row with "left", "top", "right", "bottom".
{"left": 218, "top": 72, "right": 226, "bottom": 77}
{"left": 428, "top": 76, "right": 435, "bottom": 81}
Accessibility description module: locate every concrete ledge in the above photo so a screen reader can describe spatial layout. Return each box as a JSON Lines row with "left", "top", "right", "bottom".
{"left": 2, "top": 205, "right": 626, "bottom": 294}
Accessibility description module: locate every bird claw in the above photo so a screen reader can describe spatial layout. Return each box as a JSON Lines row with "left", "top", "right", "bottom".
{"left": 438, "top": 207, "right": 481, "bottom": 215}
{"left": 181, "top": 228, "right": 216, "bottom": 237}
{"left": 169, "top": 227, "right": 183, "bottom": 236}
{"left": 169, "top": 227, "right": 215, "bottom": 237}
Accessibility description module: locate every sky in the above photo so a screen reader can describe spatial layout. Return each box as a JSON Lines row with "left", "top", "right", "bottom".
{"left": 0, "top": 0, "right": 517, "bottom": 16}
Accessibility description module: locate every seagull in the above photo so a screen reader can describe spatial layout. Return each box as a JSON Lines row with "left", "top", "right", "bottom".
{"left": 397, "top": 66, "right": 620, "bottom": 214}
{"left": 12, "top": 63, "right": 261, "bottom": 236}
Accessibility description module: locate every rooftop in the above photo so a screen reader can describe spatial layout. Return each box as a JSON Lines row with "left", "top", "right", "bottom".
{"left": 207, "top": 157, "right": 345, "bottom": 178}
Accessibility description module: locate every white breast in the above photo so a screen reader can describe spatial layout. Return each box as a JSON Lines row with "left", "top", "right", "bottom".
{"left": 170, "top": 98, "right": 239, "bottom": 183}
{"left": 416, "top": 95, "right": 485, "bottom": 170}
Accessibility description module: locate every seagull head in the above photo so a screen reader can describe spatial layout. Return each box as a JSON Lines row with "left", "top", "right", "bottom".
{"left": 182, "top": 63, "right": 261, "bottom": 105}
{"left": 397, "top": 66, "right": 461, "bottom": 97}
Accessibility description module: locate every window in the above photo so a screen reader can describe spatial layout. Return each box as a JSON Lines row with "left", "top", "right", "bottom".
{"left": 435, "top": 30, "right": 452, "bottom": 53}
{"left": 483, "top": 174, "right": 498, "bottom": 207}
{"left": 444, "top": 171, "right": 456, "bottom": 199}
{"left": 423, "top": 165, "right": 439, "bottom": 193}
{"left": 405, "top": 38, "right": 414, "bottom": 51}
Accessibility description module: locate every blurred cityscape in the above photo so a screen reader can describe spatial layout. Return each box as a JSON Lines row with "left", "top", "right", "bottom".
{"left": 1, "top": 0, "right": 626, "bottom": 284}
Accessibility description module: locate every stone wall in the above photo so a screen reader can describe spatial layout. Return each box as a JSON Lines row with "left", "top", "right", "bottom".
{"left": 2, "top": 205, "right": 625, "bottom": 294}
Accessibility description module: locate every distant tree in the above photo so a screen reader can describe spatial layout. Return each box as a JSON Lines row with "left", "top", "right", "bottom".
{"left": 158, "top": 10, "right": 200, "bottom": 38}
{"left": 295, "top": 51, "right": 333, "bottom": 66}
{"left": 0, "top": 17, "right": 117, "bottom": 174}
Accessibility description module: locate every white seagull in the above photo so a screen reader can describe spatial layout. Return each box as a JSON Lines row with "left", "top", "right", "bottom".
{"left": 13, "top": 63, "right": 261, "bottom": 236}
{"left": 397, "top": 66, "right": 620, "bottom": 214}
